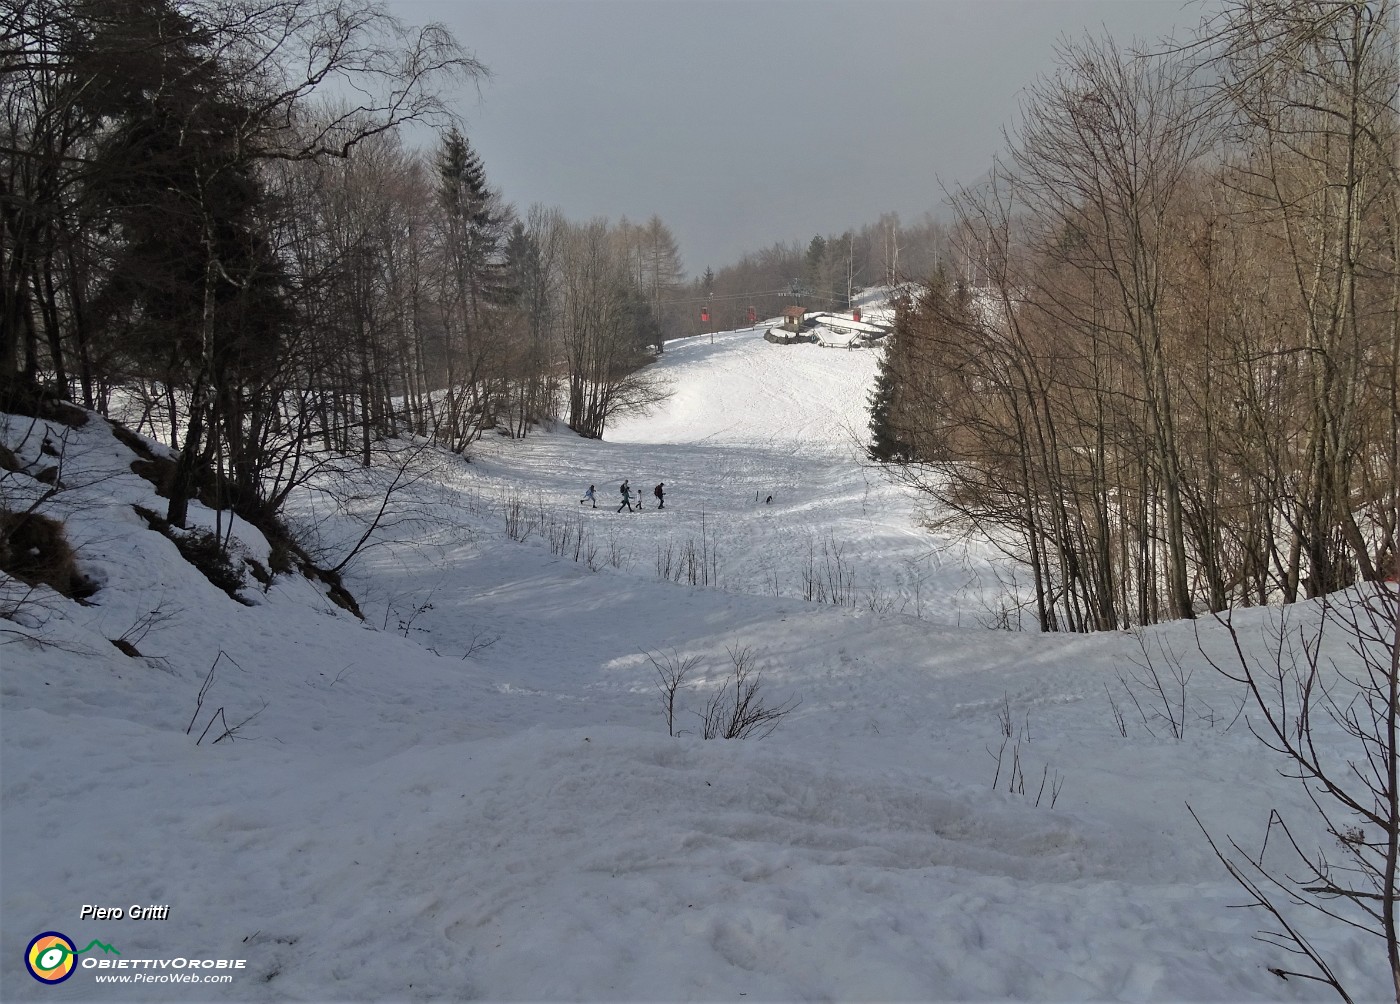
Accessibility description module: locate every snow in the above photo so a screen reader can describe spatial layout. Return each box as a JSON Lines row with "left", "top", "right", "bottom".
{"left": 804, "top": 313, "right": 890, "bottom": 342}
{"left": 1, "top": 317, "right": 1393, "bottom": 1001}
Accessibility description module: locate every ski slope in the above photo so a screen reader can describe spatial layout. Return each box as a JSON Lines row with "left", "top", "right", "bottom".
{"left": 1, "top": 321, "right": 1393, "bottom": 1002}
{"left": 613, "top": 325, "right": 879, "bottom": 447}
{"left": 453, "top": 324, "right": 1018, "bottom": 627}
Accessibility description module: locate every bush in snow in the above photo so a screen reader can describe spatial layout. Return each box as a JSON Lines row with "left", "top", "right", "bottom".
{"left": 698, "top": 645, "right": 800, "bottom": 740}
{"left": 133, "top": 506, "right": 247, "bottom": 600}
{"left": 0, "top": 510, "right": 92, "bottom": 601}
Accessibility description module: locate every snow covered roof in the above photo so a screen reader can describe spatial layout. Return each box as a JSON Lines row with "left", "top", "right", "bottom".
{"left": 806, "top": 312, "right": 890, "bottom": 335}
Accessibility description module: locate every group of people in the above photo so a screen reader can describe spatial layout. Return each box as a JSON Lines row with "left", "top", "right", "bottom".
{"left": 579, "top": 480, "right": 664, "bottom": 512}
{"left": 576, "top": 483, "right": 774, "bottom": 511}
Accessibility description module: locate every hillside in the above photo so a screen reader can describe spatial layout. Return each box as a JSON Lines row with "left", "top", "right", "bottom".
{"left": 1, "top": 325, "right": 1394, "bottom": 1001}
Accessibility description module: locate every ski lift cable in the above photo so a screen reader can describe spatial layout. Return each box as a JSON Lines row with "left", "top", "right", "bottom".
{"left": 657, "top": 287, "right": 791, "bottom": 306}
{"left": 656, "top": 286, "right": 864, "bottom": 308}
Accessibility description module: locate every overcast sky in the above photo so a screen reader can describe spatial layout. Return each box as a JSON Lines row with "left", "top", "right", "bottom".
{"left": 389, "top": 0, "right": 1209, "bottom": 274}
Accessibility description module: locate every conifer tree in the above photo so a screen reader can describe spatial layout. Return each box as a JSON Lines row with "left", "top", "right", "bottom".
{"left": 75, "top": 0, "right": 293, "bottom": 526}
{"left": 867, "top": 335, "right": 910, "bottom": 461}
{"left": 434, "top": 126, "right": 514, "bottom": 442}
{"left": 437, "top": 127, "right": 510, "bottom": 310}
{"left": 804, "top": 235, "right": 828, "bottom": 307}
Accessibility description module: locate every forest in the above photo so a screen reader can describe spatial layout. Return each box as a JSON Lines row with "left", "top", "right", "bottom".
{"left": 2, "top": 0, "right": 687, "bottom": 534}
{"left": 4, "top": 0, "right": 1397, "bottom": 636}
{"left": 870, "top": 1, "right": 1399, "bottom": 631}
{"left": 2, "top": 0, "right": 955, "bottom": 535}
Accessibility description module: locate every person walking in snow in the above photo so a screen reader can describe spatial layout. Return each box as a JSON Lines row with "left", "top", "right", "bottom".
{"left": 580, "top": 485, "right": 596, "bottom": 507}
{"left": 653, "top": 483, "right": 665, "bottom": 510}
{"left": 618, "top": 480, "right": 634, "bottom": 513}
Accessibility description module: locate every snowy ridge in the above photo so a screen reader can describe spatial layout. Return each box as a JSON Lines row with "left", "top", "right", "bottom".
{"left": 1, "top": 328, "right": 1392, "bottom": 1000}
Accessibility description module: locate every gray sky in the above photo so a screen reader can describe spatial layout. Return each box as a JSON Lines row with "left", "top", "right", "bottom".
{"left": 390, "top": 0, "right": 1207, "bottom": 274}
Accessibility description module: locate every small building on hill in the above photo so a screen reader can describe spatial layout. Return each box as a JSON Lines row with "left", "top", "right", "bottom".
{"left": 806, "top": 311, "right": 892, "bottom": 348}
{"left": 766, "top": 307, "right": 817, "bottom": 344}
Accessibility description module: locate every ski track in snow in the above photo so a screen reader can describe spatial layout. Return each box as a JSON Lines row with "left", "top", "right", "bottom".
{"left": 1, "top": 315, "right": 1392, "bottom": 1001}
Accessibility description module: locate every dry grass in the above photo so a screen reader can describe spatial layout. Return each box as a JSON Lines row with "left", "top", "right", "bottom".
{"left": 0, "top": 510, "right": 94, "bottom": 599}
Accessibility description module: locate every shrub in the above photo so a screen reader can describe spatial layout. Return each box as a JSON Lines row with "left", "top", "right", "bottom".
{"left": 132, "top": 506, "right": 246, "bottom": 601}
{"left": 175, "top": 529, "right": 248, "bottom": 598}
{"left": 698, "top": 646, "right": 800, "bottom": 740}
{"left": 0, "top": 510, "right": 94, "bottom": 599}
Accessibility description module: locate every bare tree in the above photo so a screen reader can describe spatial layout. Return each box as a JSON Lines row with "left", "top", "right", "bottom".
{"left": 645, "top": 647, "right": 700, "bottom": 737}
{"left": 877, "top": 6, "right": 1397, "bottom": 632}
{"left": 1208, "top": 0, "right": 1399, "bottom": 599}
{"left": 559, "top": 218, "right": 668, "bottom": 439}
{"left": 1193, "top": 584, "right": 1399, "bottom": 1002}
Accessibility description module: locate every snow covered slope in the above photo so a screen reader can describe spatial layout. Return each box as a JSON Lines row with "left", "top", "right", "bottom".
{"left": 1, "top": 327, "right": 1392, "bottom": 1001}
{"left": 454, "top": 325, "right": 1016, "bottom": 626}
{"left": 611, "top": 325, "right": 878, "bottom": 447}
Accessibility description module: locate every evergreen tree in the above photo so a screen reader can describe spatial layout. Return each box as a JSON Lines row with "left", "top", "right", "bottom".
{"left": 82, "top": 0, "right": 291, "bottom": 525}
{"left": 437, "top": 127, "right": 510, "bottom": 309}
{"left": 868, "top": 287, "right": 927, "bottom": 462}
{"left": 803, "top": 234, "right": 828, "bottom": 306}
{"left": 437, "top": 128, "right": 488, "bottom": 220}
{"left": 502, "top": 220, "right": 542, "bottom": 311}
{"left": 2, "top": 0, "right": 221, "bottom": 401}
{"left": 434, "top": 126, "right": 515, "bottom": 441}
{"left": 619, "top": 283, "right": 662, "bottom": 356}
{"left": 867, "top": 337, "right": 910, "bottom": 461}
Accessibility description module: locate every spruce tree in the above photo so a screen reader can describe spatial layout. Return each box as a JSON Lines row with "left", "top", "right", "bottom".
{"left": 804, "top": 235, "right": 827, "bottom": 306}
{"left": 867, "top": 338, "right": 910, "bottom": 461}
{"left": 437, "top": 127, "right": 510, "bottom": 310}
{"left": 83, "top": 0, "right": 290, "bottom": 525}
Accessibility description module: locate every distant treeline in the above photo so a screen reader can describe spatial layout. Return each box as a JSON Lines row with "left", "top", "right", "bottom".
{"left": 661, "top": 214, "right": 955, "bottom": 337}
